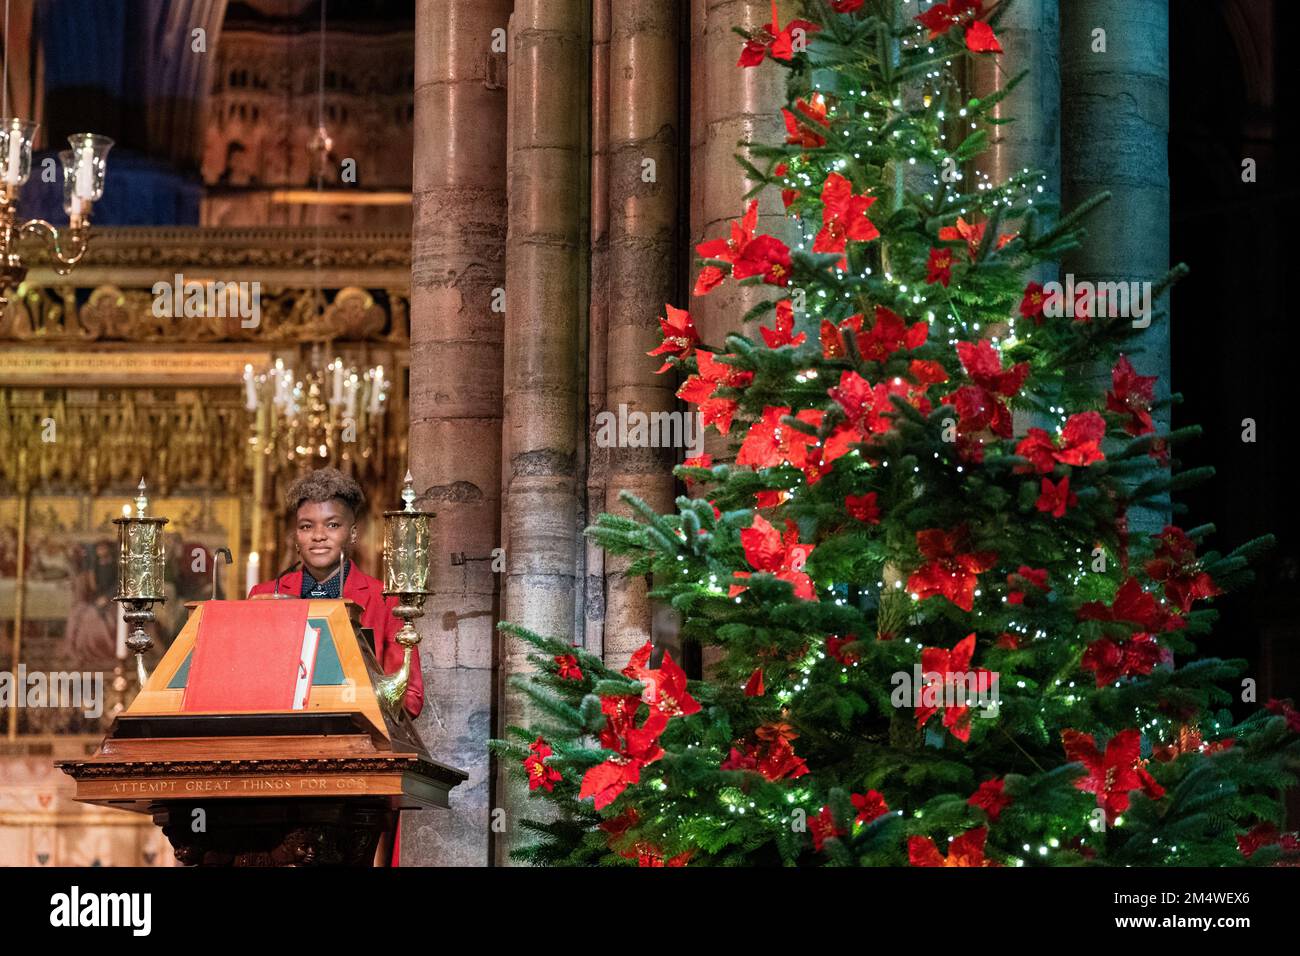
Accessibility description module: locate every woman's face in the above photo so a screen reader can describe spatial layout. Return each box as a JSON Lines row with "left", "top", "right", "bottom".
{"left": 294, "top": 499, "right": 356, "bottom": 576}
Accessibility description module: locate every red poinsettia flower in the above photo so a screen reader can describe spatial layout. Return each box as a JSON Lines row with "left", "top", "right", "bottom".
{"left": 914, "top": 633, "right": 993, "bottom": 742}
{"left": 1063, "top": 728, "right": 1165, "bottom": 823}
{"left": 1006, "top": 565, "right": 1048, "bottom": 604}
{"left": 760, "top": 299, "right": 808, "bottom": 348}
{"left": 677, "top": 350, "right": 754, "bottom": 435}
{"left": 1144, "top": 525, "right": 1223, "bottom": 613}
{"left": 734, "top": 234, "right": 793, "bottom": 287}
{"left": 721, "top": 724, "right": 810, "bottom": 781}
{"left": 523, "top": 736, "right": 563, "bottom": 792}
{"left": 832, "top": 0, "right": 864, "bottom": 12}
{"left": 1237, "top": 823, "right": 1300, "bottom": 860}
{"left": 647, "top": 304, "right": 699, "bottom": 373}
{"left": 1107, "top": 354, "right": 1157, "bottom": 437}
{"left": 858, "top": 306, "right": 929, "bottom": 363}
{"left": 1265, "top": 698, "right": 1300, "bottom": 734}
{"left": 814, "top": 172, "right": 879, "bottom": 269}
{"left": 845, "top": 492, "right": 881, "bottom": 524}
{"left": 1014, "top": 411, "right": 1106, "bottom": 474}
{"left": 782, "top": 93, "right": 830, "bottom": 148}
{"left": 636, "top": 846, "right": 693, "bottom": 867}
{"left": 852, "top": 790, "right": 890, "bottom": 826}
{"left": 1081, "top": 633, "right": 1165, "bottom": 686}
{"left": 1152, "top": 724, "right": 1236, "bottom": 763}
{"left": 819, "top": 313, "right": 862, "bottom": 358}
{"left": 938, "top": 215, "right": 1016, "bottom": 260}
{"left": 826, "top": 633, "right": 860, "bottom": 664}
{"left": 737, "top": 0, "right": 821, "bottom": 67}
{"left": 554, "top": 654, "right": 583, "bottom": 681}
{"left": 736, "top": 405, "right": 818, "bottom": 470}
{"left": 809, "top": 806, "right": 847, "bottom": 851}
{"left": 694, "top": 201, "right": 793, "bottom": 292}
{"left": 915, "top": 0, "right": 1002, "bottom": 53}
{"left": 1056, "top": 411, "right": 1107, "bottom": 466}
{"left": 995, "top": 631, "right": 1020, "bottom": 649}
{"left": 1078, "top": 577, "right": 1185, "bottom": 633}
{"left": 622, "top": 642, "right": 701, "bottom": 718}
{"left": 909, "top": 826, "right": 999, "bottom": 867}
{"left": 680, "top": 452, "right": 713, "bottom": 491}
{"left": 1036, "top": 475, "right": 1076, "bottom": 518}
{"left": 947, "top": 339, "right": 1028, "bottom": 439}
{"left": 1019, "top": 281, "right": 1047, "bottom": 324}
{"left": 926, "top": 247, "right": 954, "bottom": 286}
{"left": 730, "top": 512, "right": 817, "bottom": 601}
{"left": 906, "top": 526, "right": 997, "bottom": 612}
{"left": 694, "top": 200, "right": 757, "bottom": 295}
{"left": 580, "top": 693, "right": 671, "bottom": 809}
{"left": 968, "top": 778, "right": 1011, "bottom": 821}
{"left": 964, "top": 18, "right": 1002, "bottom": 52}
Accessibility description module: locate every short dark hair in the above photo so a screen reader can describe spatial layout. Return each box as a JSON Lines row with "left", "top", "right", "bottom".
{"left": 284, "top": 468, "right": 365, "bottom": 520}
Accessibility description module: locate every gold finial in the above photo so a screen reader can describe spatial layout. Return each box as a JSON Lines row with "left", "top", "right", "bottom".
{"left": 134, "top": 477, "right": 148, "bottom": 518}
{"left": 402, "top": 470, "right": 416, "bottom": 512}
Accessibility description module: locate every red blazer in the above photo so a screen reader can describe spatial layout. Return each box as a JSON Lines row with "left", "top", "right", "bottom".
{"left": 246, "top": 563, "right": 424, "bottom": 719}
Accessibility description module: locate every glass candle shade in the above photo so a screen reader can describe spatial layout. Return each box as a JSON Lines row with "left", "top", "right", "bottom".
{"left": 64, "top": 133, "right": 113, "bottom": 204}
{"left": 0, "top": 119, "right": 38, "bottom": 188}
{"left": 382, "top": 475, "right": 433, "bottom": 596}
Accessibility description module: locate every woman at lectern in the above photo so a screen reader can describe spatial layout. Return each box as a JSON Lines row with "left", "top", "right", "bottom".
{"left": 245, "top": 468, "right": 424, "bottom": 720}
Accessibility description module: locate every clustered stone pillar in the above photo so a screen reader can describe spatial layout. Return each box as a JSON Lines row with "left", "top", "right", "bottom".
{"left": 496, "top": 0, "right": 589, "bottom": 864}
{"left": 1060, "top": 0, "right": 1170, "bottom": 531}
{"left": 599, "top": 0, "right": 682, "bottom": 669}
{"left": 690, "top": 0, "right": 792, "bottom": 671}
{"left": 585, "top": 0, "right": 612, "bottom": 661}
{"left": 968, "top": 0, "right": 1060, "bottom": 221}
{"left": 690, "top": 0, "right": 792, "bottom": 363}
{"left": 407, "top": 0, "right": 512, "bottom": 867}
{"left": 967, "top": 0, "right": 1060, "bottom": 438}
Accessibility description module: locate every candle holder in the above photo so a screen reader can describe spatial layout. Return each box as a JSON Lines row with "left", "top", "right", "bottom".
{"left": 0, "top": 123, "right": 113, "bottom": 307}
{"left": 375, "top": 471, "right": 434, "bottom": 715}
{"left": 112, "top": 478, "right": 168, "bottom": 687}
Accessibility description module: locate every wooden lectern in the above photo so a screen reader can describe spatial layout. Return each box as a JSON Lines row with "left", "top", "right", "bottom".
{"left": 56, "top": 597, "right": 466, "bottom": 866}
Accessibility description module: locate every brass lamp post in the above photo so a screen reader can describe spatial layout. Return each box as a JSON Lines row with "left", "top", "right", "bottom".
{"left": 375, "top": 471, "right": 433, "bottom": 714}
{"left": 112, "top": 478, "right": 168, "bottom": 686}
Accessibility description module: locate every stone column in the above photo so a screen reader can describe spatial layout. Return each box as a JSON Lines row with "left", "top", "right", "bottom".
{"left": 968, "top": 0, "right": 1060, "bottom": 217}
{"left": 967, "top": 0, "right": 1060, "bottom": 438}
{"left": 600, "top": 0, "right": 682, "bottom": 668}
{"left": 407, "top": 0, "right": 511, "bottom": 867}
{"left": 690, "top": 0, "right": 792, "bottom": 358}
{"left": 1060, "top": 0, "right": 1170, "bottom": 531}
{"left": 585, "top": 0, "right": 611, "bottom": 660}
{"left": 497, "top": 0, "right": 588, "bottom": 864}
{"left": 690, "top": 0, "right": 792, "bottom": 672}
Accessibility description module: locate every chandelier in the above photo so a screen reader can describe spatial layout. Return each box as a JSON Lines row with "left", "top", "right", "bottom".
{"left": 0, "top": 122, "right": 113, "bottom": 307}
{"left": 244, "top": 353, "right": 390, "bottom": 468}
{"left": 241, "top": 352, "right": 391, "bottom": 588}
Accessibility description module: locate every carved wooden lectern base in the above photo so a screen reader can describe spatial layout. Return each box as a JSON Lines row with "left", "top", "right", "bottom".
{"left": 154, "top": 798, "right": 395, "bottom": 867}
{"left": 55, "top": 599, "right": 468, "bottom": 866}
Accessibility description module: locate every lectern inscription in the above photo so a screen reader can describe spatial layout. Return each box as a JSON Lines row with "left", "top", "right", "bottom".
{"left": 108, "top": 776, "right": 371, "bottom": 795}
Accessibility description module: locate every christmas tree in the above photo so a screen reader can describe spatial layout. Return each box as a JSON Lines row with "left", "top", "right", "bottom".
{"left": 488, "top": 0, "right": 1300, "bottom": 866}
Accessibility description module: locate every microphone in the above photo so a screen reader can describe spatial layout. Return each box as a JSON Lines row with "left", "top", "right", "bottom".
{"left": 273, "top": 559, "right": 302, "bottom": 597}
